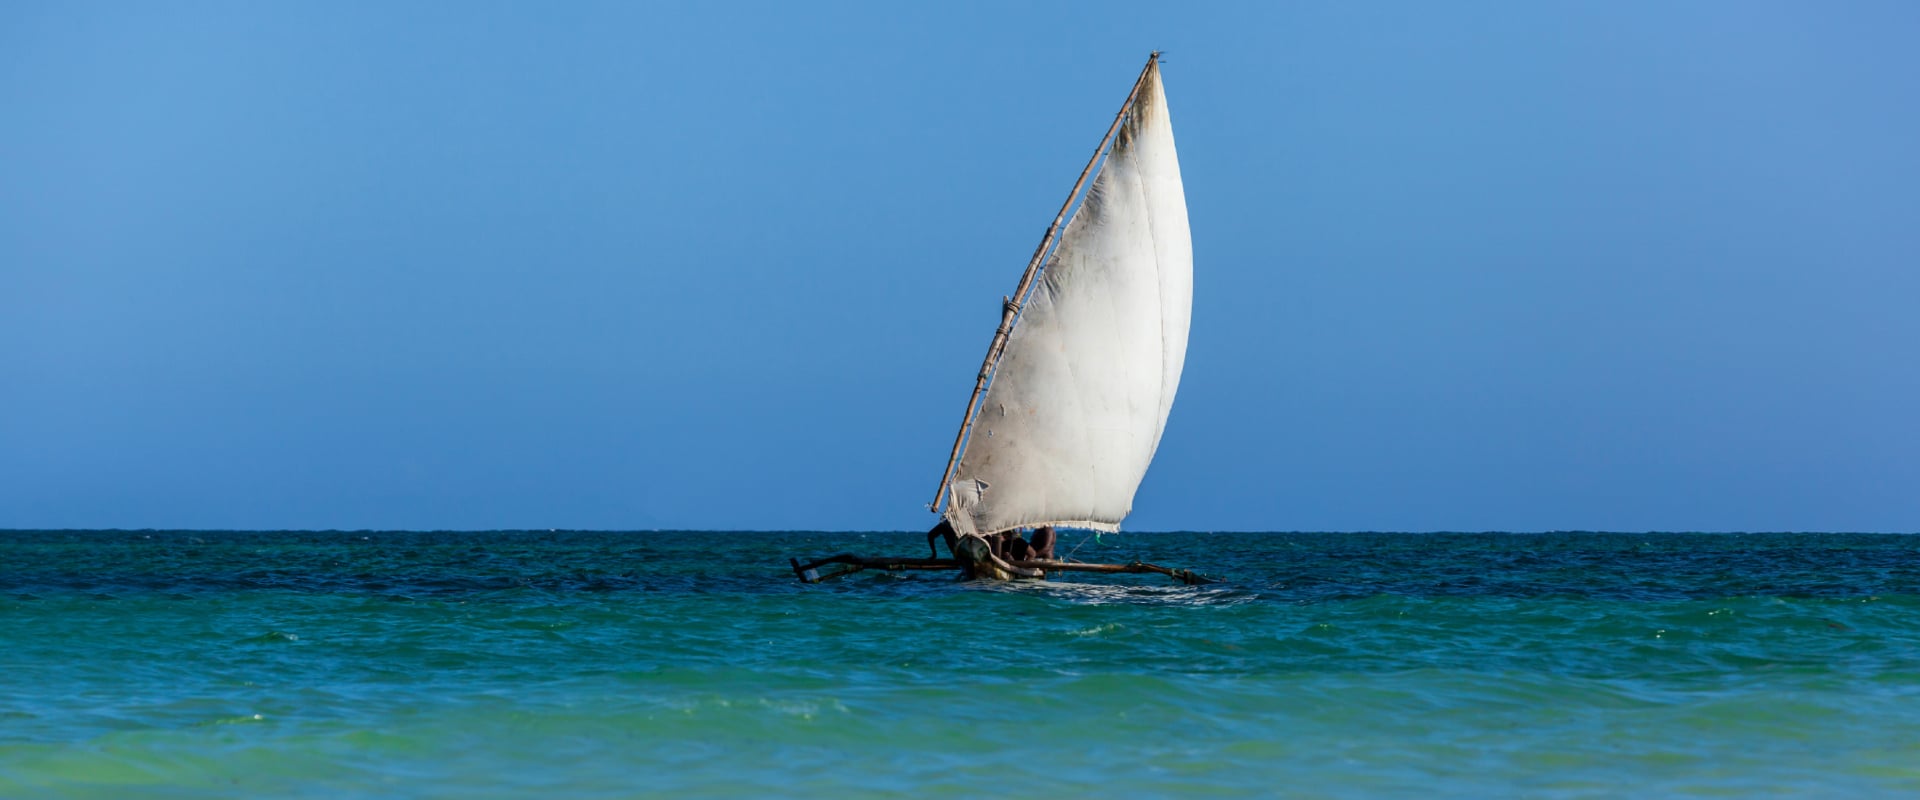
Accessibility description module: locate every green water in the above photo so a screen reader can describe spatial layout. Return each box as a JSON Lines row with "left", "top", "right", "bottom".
{"left": 3, "top": 531, "right": 1918, "bottom": 797}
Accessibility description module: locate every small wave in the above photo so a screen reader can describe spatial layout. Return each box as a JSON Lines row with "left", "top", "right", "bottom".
{"left": 1068, "top": 622, "right": 1124, "bottom": 637}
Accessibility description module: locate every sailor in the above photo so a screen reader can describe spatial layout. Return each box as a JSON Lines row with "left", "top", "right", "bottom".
{"left": 1004, "top": 531, "right": 1033, "bottom": 561}
{"left": 924, "top": 519, "right": 957, "bottom": 558}
{"left": 1028, "top": 525, "right": 1057, "bottom": 560}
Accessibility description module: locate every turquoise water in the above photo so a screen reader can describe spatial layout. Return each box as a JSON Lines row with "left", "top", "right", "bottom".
{"left": 3, "top": 531, "right": 1918, "bottom": 798}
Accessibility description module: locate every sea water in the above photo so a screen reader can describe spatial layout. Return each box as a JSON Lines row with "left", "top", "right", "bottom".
{"left": 2, "top": 530, "right": 1917, "bottom": 798}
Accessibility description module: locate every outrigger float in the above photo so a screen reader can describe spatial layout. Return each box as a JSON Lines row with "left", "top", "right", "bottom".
{"left": 792, "top": 53, "right": 1207, "bottom": 586}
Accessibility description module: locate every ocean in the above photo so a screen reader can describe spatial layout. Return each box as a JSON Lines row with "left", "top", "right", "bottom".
{"left": 2, "top": 530, "right": 1917, "bottom": 798}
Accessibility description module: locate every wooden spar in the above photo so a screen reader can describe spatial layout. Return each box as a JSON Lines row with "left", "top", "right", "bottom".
{"left": 790, "top": 554, "right": 960, "bottom": 583}
{"left": 928, "top": 52, "right": 1162, "bottom": 513}
{"left": 976, "top": 547, "right": 1046, "bottom": 580}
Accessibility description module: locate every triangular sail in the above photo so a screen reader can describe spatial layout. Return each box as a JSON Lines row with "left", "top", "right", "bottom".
{"left": 944, "top": 64, "right": 1191, "bottom": 538}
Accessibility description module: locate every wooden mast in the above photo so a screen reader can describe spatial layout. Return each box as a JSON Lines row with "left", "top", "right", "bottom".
{"left": 929, "top": 51, "right": 1162, "bottom": 513}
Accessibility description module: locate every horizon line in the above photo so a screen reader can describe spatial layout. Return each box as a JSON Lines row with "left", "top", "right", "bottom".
{"left": 3, "top": 528, "right": 1915, "bottom": 535}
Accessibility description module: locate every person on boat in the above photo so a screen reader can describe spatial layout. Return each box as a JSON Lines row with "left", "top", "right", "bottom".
{"left": 1003, "top": 531, "right": 1032, "bottom": 561}
{"left": 924, "top": 520, "right": 1051, "bottom": 563}
{"left": 1028, "top": 525, "right": 1057, "bottom": 561}
{"left": 925, "top": 519, "right": 957, "bottom": 558}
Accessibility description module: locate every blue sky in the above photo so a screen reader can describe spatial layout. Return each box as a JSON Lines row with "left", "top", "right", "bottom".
{"left": 3, "top": 2, "right": 1916, "bottom": 531}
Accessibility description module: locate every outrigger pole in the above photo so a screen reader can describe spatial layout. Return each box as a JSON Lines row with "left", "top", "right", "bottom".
{"left": 928, "top": 52, "right": 1162, "bottom": 514}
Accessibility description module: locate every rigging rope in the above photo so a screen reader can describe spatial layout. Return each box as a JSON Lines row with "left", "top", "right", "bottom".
{"left": 1064, "top": 530, "right": 1113, "bottom": 562}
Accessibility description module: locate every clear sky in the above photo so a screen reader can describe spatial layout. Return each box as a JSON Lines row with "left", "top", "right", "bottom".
{"left": 4, "top": 2, "right": 1916, "bottom": 532}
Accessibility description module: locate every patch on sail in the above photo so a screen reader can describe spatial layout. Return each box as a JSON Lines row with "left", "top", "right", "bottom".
{"left": 944, "top": 479, "right": 991, "bottom": 538}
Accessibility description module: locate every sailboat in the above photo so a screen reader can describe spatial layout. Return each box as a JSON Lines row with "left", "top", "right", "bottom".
{"left": 793, "top": 52, "right": 1204, "bottom": 584}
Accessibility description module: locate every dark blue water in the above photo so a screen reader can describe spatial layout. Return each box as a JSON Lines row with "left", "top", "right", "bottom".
{"left": 3, "top": 530, "right": 1918, "bottom": 797}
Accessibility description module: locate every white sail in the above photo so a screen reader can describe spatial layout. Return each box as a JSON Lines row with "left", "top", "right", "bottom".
{"left": 945, "top": 64, "right": 1191, "bottom": 537}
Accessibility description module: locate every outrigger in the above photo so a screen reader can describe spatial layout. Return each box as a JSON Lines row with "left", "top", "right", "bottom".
{"left": 792, "top": 53, "right": 1208, "bottom": 585}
